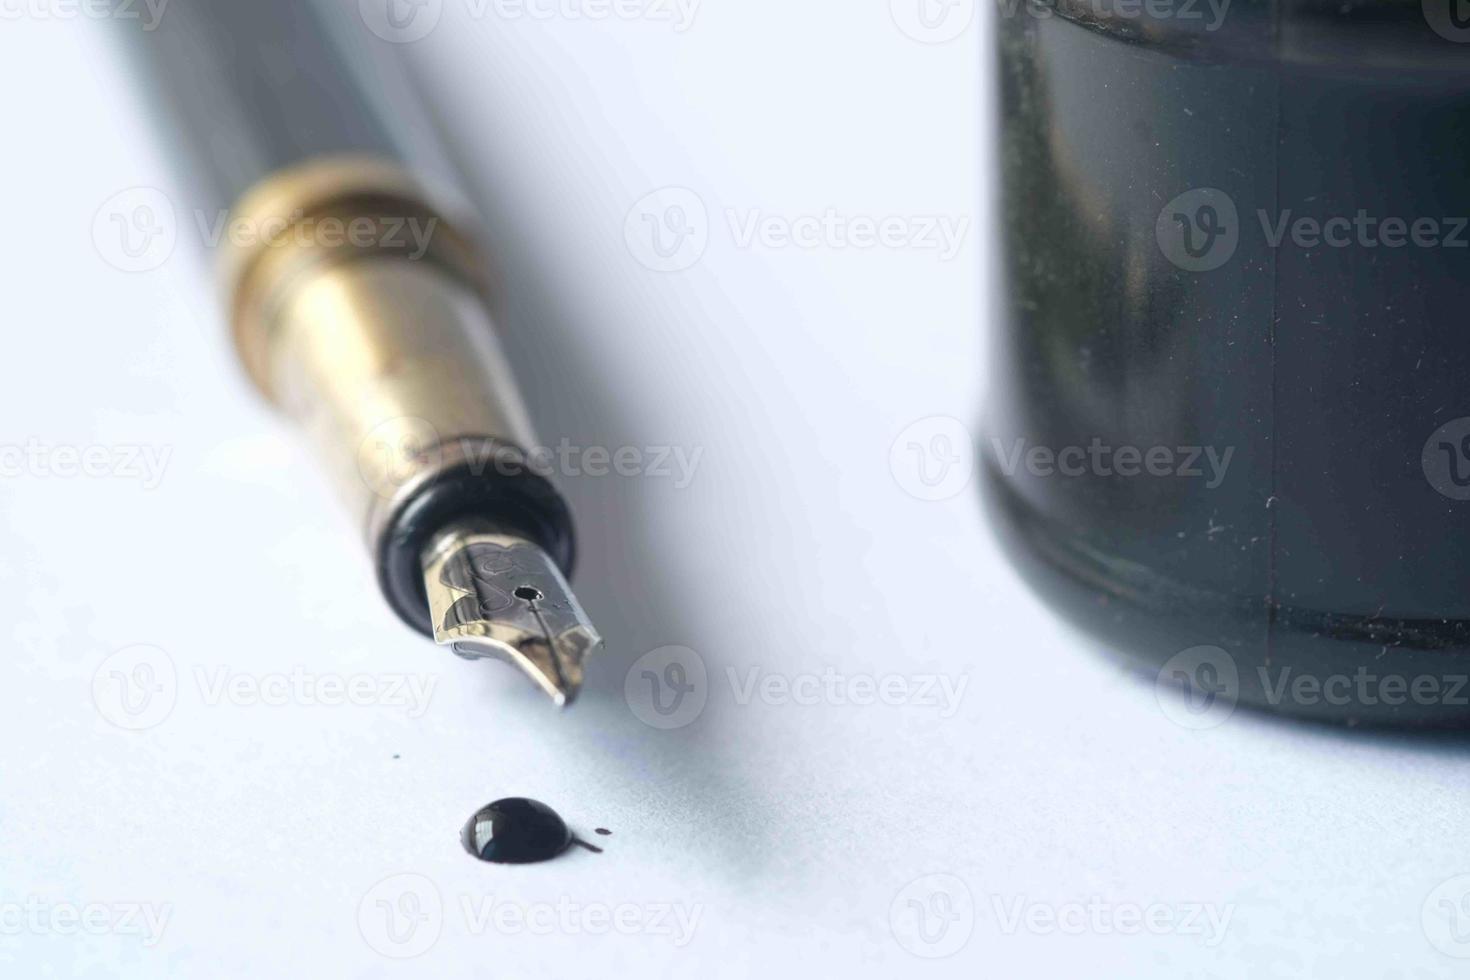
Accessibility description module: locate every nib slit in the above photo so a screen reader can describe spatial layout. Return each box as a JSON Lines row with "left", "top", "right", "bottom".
{"left": 527, "top": 597, "right": 569, "bottom": 693}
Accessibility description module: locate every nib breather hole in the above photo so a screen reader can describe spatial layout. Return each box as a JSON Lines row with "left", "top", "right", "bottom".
{"left": 515, "top": 586, "right": 544, "bottom": 602}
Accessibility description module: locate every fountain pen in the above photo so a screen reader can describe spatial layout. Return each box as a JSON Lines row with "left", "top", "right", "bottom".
{"left": 116, "top": 0, "right": 601, "bottom": 705}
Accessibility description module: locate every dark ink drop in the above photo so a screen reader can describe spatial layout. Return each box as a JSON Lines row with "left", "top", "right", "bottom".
{"left": 461, "top": 798, "right": 581, "bottom": 864}
{"left": 594, "top": 828, "right": 612, "bottom": 836}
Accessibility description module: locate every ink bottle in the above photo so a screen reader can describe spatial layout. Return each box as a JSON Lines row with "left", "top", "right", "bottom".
{"left": 987, "top": 0, "right": 1470, "bottom": 724}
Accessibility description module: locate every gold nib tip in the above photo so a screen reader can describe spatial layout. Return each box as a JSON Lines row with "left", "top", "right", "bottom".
{"left": 421, "top": 525, "right": 602, "bottom": 706}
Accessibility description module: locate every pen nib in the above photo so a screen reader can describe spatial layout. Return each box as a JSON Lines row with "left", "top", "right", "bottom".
{"left": 422, "top": 525, "right": 602, "bottom": 707}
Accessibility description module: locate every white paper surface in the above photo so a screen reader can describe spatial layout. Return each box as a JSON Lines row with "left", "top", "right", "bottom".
{"left": 1, "top": 5, "right": 1466, "bottom": 977}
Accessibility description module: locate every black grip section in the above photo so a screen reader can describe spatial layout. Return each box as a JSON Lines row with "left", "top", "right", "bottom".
{"left": 376, "top": 463, "right": 576, "bottom": 637}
